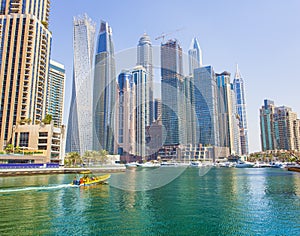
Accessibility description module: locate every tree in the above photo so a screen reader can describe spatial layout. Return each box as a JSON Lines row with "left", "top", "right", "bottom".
{"left": 5, "top": 144, "right": 14, "bottom": 154}
{"left": 42, "top": 114, "right": 52, "bottom": 124}
{"left": 83, "top": 150, "right": 94, "bottom": 167}
{"left": 98, "top": 150, "right": 109, "bottom": 165}
{"left": 65, "top": 152, "right": 82, "bottom": 167}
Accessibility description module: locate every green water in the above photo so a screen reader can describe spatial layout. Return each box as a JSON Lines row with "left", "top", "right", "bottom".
{"left": 0, "top": 168, "right": 300, "bottom": 235}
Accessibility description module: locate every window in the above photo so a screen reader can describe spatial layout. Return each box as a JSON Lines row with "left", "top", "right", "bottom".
{"left": 19, "top": 132, "right": 29, "bottom": 147}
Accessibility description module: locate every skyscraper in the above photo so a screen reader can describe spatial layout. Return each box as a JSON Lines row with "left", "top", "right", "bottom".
{"left": 188, "top": 37, "right": 202, "bottom": 76}
{"left": 194, "top": 66, "right": 219, "bottom": 146}
{"left": 0, "top": 0, "right": 51, "bottom": 149}
{"left": 260, "top": 99, "right": 276, "bottom": 151}
{"left": 47, "top": 60, "right": 65, "bottom": 127}
{"left": 274, "top": 106, "right": 298, "bottom": 151}
{"left": 137, "top": 33, "right": 154, "bottom": 123}
{"left": 117, "top": 70, "right": 134, "bottom": 156}
{"left": 93, "top": 20, "right": 116, "bottom": 154}
{"left": 260, "top": 99, "right": 300, "bottom": 151}
{"left": 233, "top": 65, "right": 249, "bottom": 155}
{"left": 132, "top": 66, "right": 150, "bottom": 158}
{"left": 216, "top": 72, "right": 240, "bottom": 154}
{"left": 66, "top": 15, "right": 96, "bottom": 155}
{"left": 161, "top": 39, "right": 186, "bottom": 145}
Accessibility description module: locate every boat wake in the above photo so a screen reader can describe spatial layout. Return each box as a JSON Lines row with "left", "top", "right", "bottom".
{"left": 0, "top": 184, "right": 76, "bottom": 194}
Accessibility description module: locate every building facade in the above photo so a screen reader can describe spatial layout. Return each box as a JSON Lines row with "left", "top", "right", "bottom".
{"left": 117, "top": 70, "right": 134, "bottom": 156}
{"left": 194, "top": 66, "right": 219, "bottom": 146}
{"left": 216, "top": 72, "right": 240, "bottom": 155}
{"left": 188, "top": 37, "right": 202, "bottom": 76}
{"left": 66, "top": 15, "right": 96, "bottom": 155}
{"left": 137, "top": 33, "right": 154, "bottom": 123}
{"left": 233, "top": 65, "right": 249, "bottom": 155}
{"left": 93, "top": 20, "right": 116, "bottom": 154}
{"left": 161, "top": 39, "right": 186, "bottom": 145}
{"left": 47, "top": 60, "right": 65, "bottom": 127}
{"left": 0, "top": 0, "right": 52, "bottom": 150}
{"left": 260, "top": 99, "right": 276, "bottom": 151}
{"left": 260, "top": 99, "right": 300, "bottom": 151}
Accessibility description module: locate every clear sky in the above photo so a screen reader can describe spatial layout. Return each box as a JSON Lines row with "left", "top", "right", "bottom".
{"left": 50, "top": 0, "right": 300, "bottom": 153}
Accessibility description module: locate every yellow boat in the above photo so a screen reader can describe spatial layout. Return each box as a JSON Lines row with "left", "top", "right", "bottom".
{"left": 71, "top": 173, "right": 111, "bottom": 186}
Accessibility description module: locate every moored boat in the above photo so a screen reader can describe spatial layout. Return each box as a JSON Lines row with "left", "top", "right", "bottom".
{"left": 235, "top": 161, "right": 254, "bottom": 168}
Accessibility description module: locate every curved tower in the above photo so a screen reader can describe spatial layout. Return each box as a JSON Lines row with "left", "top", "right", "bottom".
{"left": 66, "top": 15, "right": 96, "bottom": 155}
{"left": 93, "top": 20, "right": 116, "bottom": 154}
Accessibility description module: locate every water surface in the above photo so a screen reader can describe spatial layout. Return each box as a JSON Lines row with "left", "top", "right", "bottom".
{"left": 0, "top": 168, "right": 300, "bottom": 235}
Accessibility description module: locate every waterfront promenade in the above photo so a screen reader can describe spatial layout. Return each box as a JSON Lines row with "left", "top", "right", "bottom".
{"left": 0, "top": 166, "right": 126, "bottom": 177}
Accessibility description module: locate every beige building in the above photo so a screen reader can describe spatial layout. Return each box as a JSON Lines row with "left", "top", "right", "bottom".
{"left": 0, "top": 0, "right": 52, "bottom": 150}
{"left": 12, "top": 123, "right": 65, "bottom": 164}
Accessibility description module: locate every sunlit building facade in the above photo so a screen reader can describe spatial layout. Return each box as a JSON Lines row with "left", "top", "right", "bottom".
{"left": 66, "top": 15, "right": 96, "bottom": 155}
{"left": 93, "top": 20, "right": 116, "bottom": 154}
{"left": 0, "top": 0, "right": 51, "bottom": 150}
{"left": 233, "top": 65, "right": 249, "bottom": 155}
{"left": 47, "top": 60, "right": 65, "bottom": 127}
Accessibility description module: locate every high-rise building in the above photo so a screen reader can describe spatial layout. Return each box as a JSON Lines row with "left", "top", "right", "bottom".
{"left": 0, "top": 0, "right": 52, "bottom": 150}
{"left": 117, "top": 70, "right": 134, "bottom": 156}
{"left": 47, "top": 60, "right": 65, "bottom": 127}
{"left": 233, "top": 65, "right": 249, "bottom": 155}
{"left": 216, "top": 72, "right": 240, "bottom": 154}
{"left": 194, "top": 66, "right": 219, "bottom": 146}
{"left": 260, "top": 99, "right": 300, "bottom": 151}
{"left": 137, "top": 33, "right": 154, "bottom": 123}
{"left": 184, "top": 76, "right": 196, "bottom": 145}
{"left": 188, "top": 37, "right": 202, "bottom": 76}
{"left": 93, "top": 20, "right": 116, "bottom": 154}
{"left": 260, "top": 99, "right": 276, "bottom": 151}
{"left": 66, "top": 15, "right": 96, "bottom": 155}
{"left": 132, "top": 66, "right": 150, "bottom": 158}
{"left": 274, "top": 106, "right": 298, "bottom": 151}
{"left": 161, "top": 39, "right": 186, "bottom": 145}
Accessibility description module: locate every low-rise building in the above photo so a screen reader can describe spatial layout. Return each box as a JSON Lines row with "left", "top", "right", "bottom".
{"left": 12, "top": 123, "right": 65, "bottom": 164}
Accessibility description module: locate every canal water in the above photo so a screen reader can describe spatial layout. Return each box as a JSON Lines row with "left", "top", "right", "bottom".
{"left": 0, "top": 168, "right": 300, "bottom": 235}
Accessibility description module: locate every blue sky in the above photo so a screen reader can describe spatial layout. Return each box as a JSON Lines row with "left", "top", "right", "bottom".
{"left": 50, "top": 0, "right": 300, "bottom": 153}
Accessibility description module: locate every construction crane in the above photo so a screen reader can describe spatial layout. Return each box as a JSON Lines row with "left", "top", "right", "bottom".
{"left": 155, "top": 28, "right": 184, "bottom": 42}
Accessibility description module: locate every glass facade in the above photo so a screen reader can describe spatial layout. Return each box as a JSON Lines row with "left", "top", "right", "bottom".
{"left": 194, "top": 66, "right": 219, "bottom": 146}
{"left": 66, "top": 15, "right": 96, "bottom": 155}
{"left": 161, "top": 39, "right": 186, "bottom": 145}
{"left": 188, "top": 37, "right": 202, "bottom": 76}
{"left": 233, "top": 65, "right": 249, "bottom": 155}
{"left": 93, "top": 20, "right": 116, "bottom": 154}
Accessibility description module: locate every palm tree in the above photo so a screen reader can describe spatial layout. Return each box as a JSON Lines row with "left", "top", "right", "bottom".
{"left": 98, "top": 150, "right": 109, "bottom": 165}
{"left": 66, "top": 152, "right": 82, "bottom": 167}
{"left": 83, "top": 150, "right": 94, "bottom": 167}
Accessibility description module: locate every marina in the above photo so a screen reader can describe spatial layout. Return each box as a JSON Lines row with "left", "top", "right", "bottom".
{"left": 1, "top": 168, "right": 300, "bottom": 235}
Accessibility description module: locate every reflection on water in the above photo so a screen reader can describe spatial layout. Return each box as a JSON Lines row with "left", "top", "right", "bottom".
{"left": 0, "top": 169, "right": 300, "bottom": 235}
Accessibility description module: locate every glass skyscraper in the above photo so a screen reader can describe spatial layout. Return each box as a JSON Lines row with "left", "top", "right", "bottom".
{"left": 0, "top": 0, "right": 51, "bottom": 149}
{"left": 194, "top": 66, "right": 219, "bottom": 146}
{"left": 216, "top": 72, "right": 240, "bottom": 154}
{"left": 93, "top": 20, "right": 116, "bottom": 154}
{"left": 117, "top": 70, "right": 134, "bottom": 156}
{"left": 233, "top": 65, "right": 249, "bottom": 155}
{"left": 161, "top": 39, "right": 186, "bottom": 145}
{"left": 188, "top": 37, "right": 202, "bottom": 76}
{"left": 66, "top": 15, "right": 96, "bottom": 155}
{"left": 260, "top": 99, "right": 276, "bottom": 151}
{"left": 137, "top": 33, "right": 154, "bottom": 124}
{"left": 47, "top": 60, "right": 65, "bottom": 127}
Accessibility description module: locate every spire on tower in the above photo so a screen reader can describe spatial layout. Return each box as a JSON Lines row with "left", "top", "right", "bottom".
{"left": 235, "top": 64, "right": 242, "bottom": 79}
